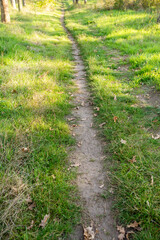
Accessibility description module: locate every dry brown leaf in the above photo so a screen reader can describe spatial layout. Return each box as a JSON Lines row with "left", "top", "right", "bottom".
{"left": 152, "top": 119, "right": 158, "bottom": 123}
{"left": 113, "top": 116, "right": 118, "bottom": 123}
{"left": 94, "top": 113, "right": 97, "bottom": 117}
{"left": 126, "top": 231, "right": 134, "bottom": 240}
{"left": 12, "top": 89, "right": 18, "bottom": 94}
{"left": 51, "top": 174, "right": 56, "bottom": 180}
{"left": 39, "top": 214, "right": 50, "bottom": 228}
{"left": 95, "top": 107, "right": 99, "bottom": 111}
{"left": 84, "top": 226, "right": 95, "bottom": 240}
{"left": 67, "top": 118, "right": 75, "bottom": 121}
{"left": 120, "top": 139, "right": 127, "bottom": 144}
{"left": 128, "top": 156, "right": 136, "bottom": 163}
{"left": 118, "top": 233, "right": 125, "bottom": 240}
{"left": 81, "top": 102, "right": 85, "bottom": 106}
{"left": 99, "top": 122, "right": 106, "bottom": 128}
{"left": 22, "top": 147, "right": 29, "bottom": 153}
{"left": 26, "top": 197, "right": 33, "bottom": 204}
{"left": 117, "top": 225, "right": 125, "bottom": 234}
{"left": 127, "top": 221, "right": 140, "bottom": 228}
{"left": 99, "top": 184, "right": 104, "bottom": 189}
{"left": 27, "top": 220, "right": 34, "bottom": 230}
{"left": 72, "top": 124, "right": 77, "bottom": 128}
{"left": 28, "top": 202, "right": 36, "bottom": 210}
{"left": 152, "top": 134, "right": 160, "bottom": 140}
{"left": 70, "top": 163, "right": 81, "bottom": 167}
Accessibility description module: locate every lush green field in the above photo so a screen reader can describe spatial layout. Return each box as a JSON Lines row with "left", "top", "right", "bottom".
{"left": 0, "top": 3, "right": 79, "bottom": 240}
{"left": 65, "top": 2, "right": 160, "bottom": 239}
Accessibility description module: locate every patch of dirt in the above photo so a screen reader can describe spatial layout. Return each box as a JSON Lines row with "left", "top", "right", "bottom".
{"left": 136, "top": 85, "right": 160, "bottom": 108}
{"left": 61, "top": 9, "right": 117, "bottom": 240}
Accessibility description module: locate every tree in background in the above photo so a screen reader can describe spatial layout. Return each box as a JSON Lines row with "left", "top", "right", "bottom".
{"left": 10, "top": 0, "right": 16, "bottom": 8}
{"left": 0, "top": 0, "right": 10, "bottom": 23}
{"left": 18, "top": 0, "right": 22, "bottom": 11}
{"left": 22, "top": 0, "right": 26, "bottom": 6}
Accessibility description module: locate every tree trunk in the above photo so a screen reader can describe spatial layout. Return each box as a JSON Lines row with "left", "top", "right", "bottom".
{"left": 11, "top": 0, "right": 16, "bottom": 8}
{"left": 1, "top": 0, "right": 10, "bottom": 23}
{"left": 75, "top": 0, "right": 78, "bottom": 3}
{"left": 84, "top": 0, "right": 87, "bottom": 3}
{"left": 22, "top": 0, "right": 25, "bottom": 6}
{"left": 17, "top": 0, "right": 22, "bottom": 11}
{"left": 157, "top": 14, "right": 160, "bottom": 23}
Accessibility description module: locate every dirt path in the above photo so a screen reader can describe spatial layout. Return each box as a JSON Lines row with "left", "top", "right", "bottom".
{"left": 61, "top": 9, "right": 117, "bottom": 240}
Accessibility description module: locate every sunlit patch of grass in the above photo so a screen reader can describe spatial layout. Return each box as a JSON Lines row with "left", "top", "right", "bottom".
{"left": 66, "top": 2, "right": 160, "bottom": 239}
{"left": 0, "top": 3, "right": 80, "bottom": 240}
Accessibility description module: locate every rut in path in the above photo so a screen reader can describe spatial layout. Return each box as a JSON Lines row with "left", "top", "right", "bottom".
{"left": 61, "top": 9, "right": 117, "bottom": 240}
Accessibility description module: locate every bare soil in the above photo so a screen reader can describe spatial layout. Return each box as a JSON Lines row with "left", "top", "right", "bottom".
{"left": 61, "top": 9, "right": 117, "bottom": 240}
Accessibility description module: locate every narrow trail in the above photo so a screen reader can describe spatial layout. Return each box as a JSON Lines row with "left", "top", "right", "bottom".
{"left": 61, "top": 9, "right": 117, "bottom": 240}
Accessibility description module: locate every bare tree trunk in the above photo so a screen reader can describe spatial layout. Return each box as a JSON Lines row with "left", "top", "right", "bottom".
{"left": 11, "top": 0, "right": 16, "bottom": 8}
{"left": 75, "top": 0, "right": 78, "bottom": 3}
{"left": 158, "top": 14, "right": 160, "bottom": 23}
{"left": 17, "top": 0, "right": 22, "bottom": 11}
{"left": 22, "top": 0, "right": 25, "bottom": 6}
{"left": 84, "top": 0, "right": 87, "bottom": 3}
{"left": 1, "top": 0, "right": 10, "bottom": 23}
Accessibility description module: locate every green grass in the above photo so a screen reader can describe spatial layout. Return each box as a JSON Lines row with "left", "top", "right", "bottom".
{"left": 65, "top": 2, "right": 160, "bottom": 239}
{"left": 0, "top": 3, "right": 80, "bottom": 240}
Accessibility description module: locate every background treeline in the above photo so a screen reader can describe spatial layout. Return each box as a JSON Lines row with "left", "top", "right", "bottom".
{"left": 103, "top": 0, "right": 160, "bottom": 10}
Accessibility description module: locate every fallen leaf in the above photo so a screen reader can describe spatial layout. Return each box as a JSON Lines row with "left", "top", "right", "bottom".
{"left": 51, "top": 174, "right": 56, "bottom": 180}
{"left": 126, "top": 231, "right": 134, "bottom": 240}
{"left": 12, "top": 89, "right": 18, "bottom": 94}
{"left": 152, "top": 119, "right": 158, "bottom": 123}
{"left": 81, "top": 102, "right": 85, "bottom": 106}
{"left": 114, "top": 94, "right": 117, "bottom": 101}
{"left": 120, "top": 139, "right": 127, "bottom": 144}
{"left": 94, "top": 113, "right": 97, "bottom": 117}
{"left": 118, "top": 233, "right": 125, "bottom": 240}
{"left": 84, "top": 226, "right": 95, "bottom": 240}
{"left": 95, "top": 107, "right": 100, "bottom": 111}
{"left": 99, "top": 184, "right": 104, "bottom": 189}
{"left": 27, "top": 220, "right": 34, "bottom": 230}
{"left": 67, "top": 118, "right": 75, "bottom": 121}
{"left": 70, "top": 163, "right": 81, "bottom": 167}
{"left": 99, "top": 122, "right": 106, "bottom": 128}
{"left": 26, "top": 197, "right": 32, "bottom": 204}
{"left": 28, "top": 202, "right": 36, "bottom": 210}
{"left": 113, "top": 116, "right": 118, "bottom": 123}
{"left": 72, "top": 124, "right": 77, "bottom": 127}
{"left": 39, "top": 214, "right": 50, "bottom": 228}
{"left": 77, "top": 142, "right": 82, "bottom": 147}
{"left": 22, "top": 147, "right": 29, "bottom": 153}
{"left": 127, "top": 221, "right": 140, "bottom": 228}
{"left": 128, "top": 156, "right": 136, "bottom": 163}
{"left": 117, "top": 226, "right": 125, "bottom": 234}
{"left": 152, "top": 134, "right": 160, "bottom": 140}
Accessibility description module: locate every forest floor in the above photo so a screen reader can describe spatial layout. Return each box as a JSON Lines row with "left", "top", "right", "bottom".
{"left": 0, "top": 1, "right": 160, "bottom": 240}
